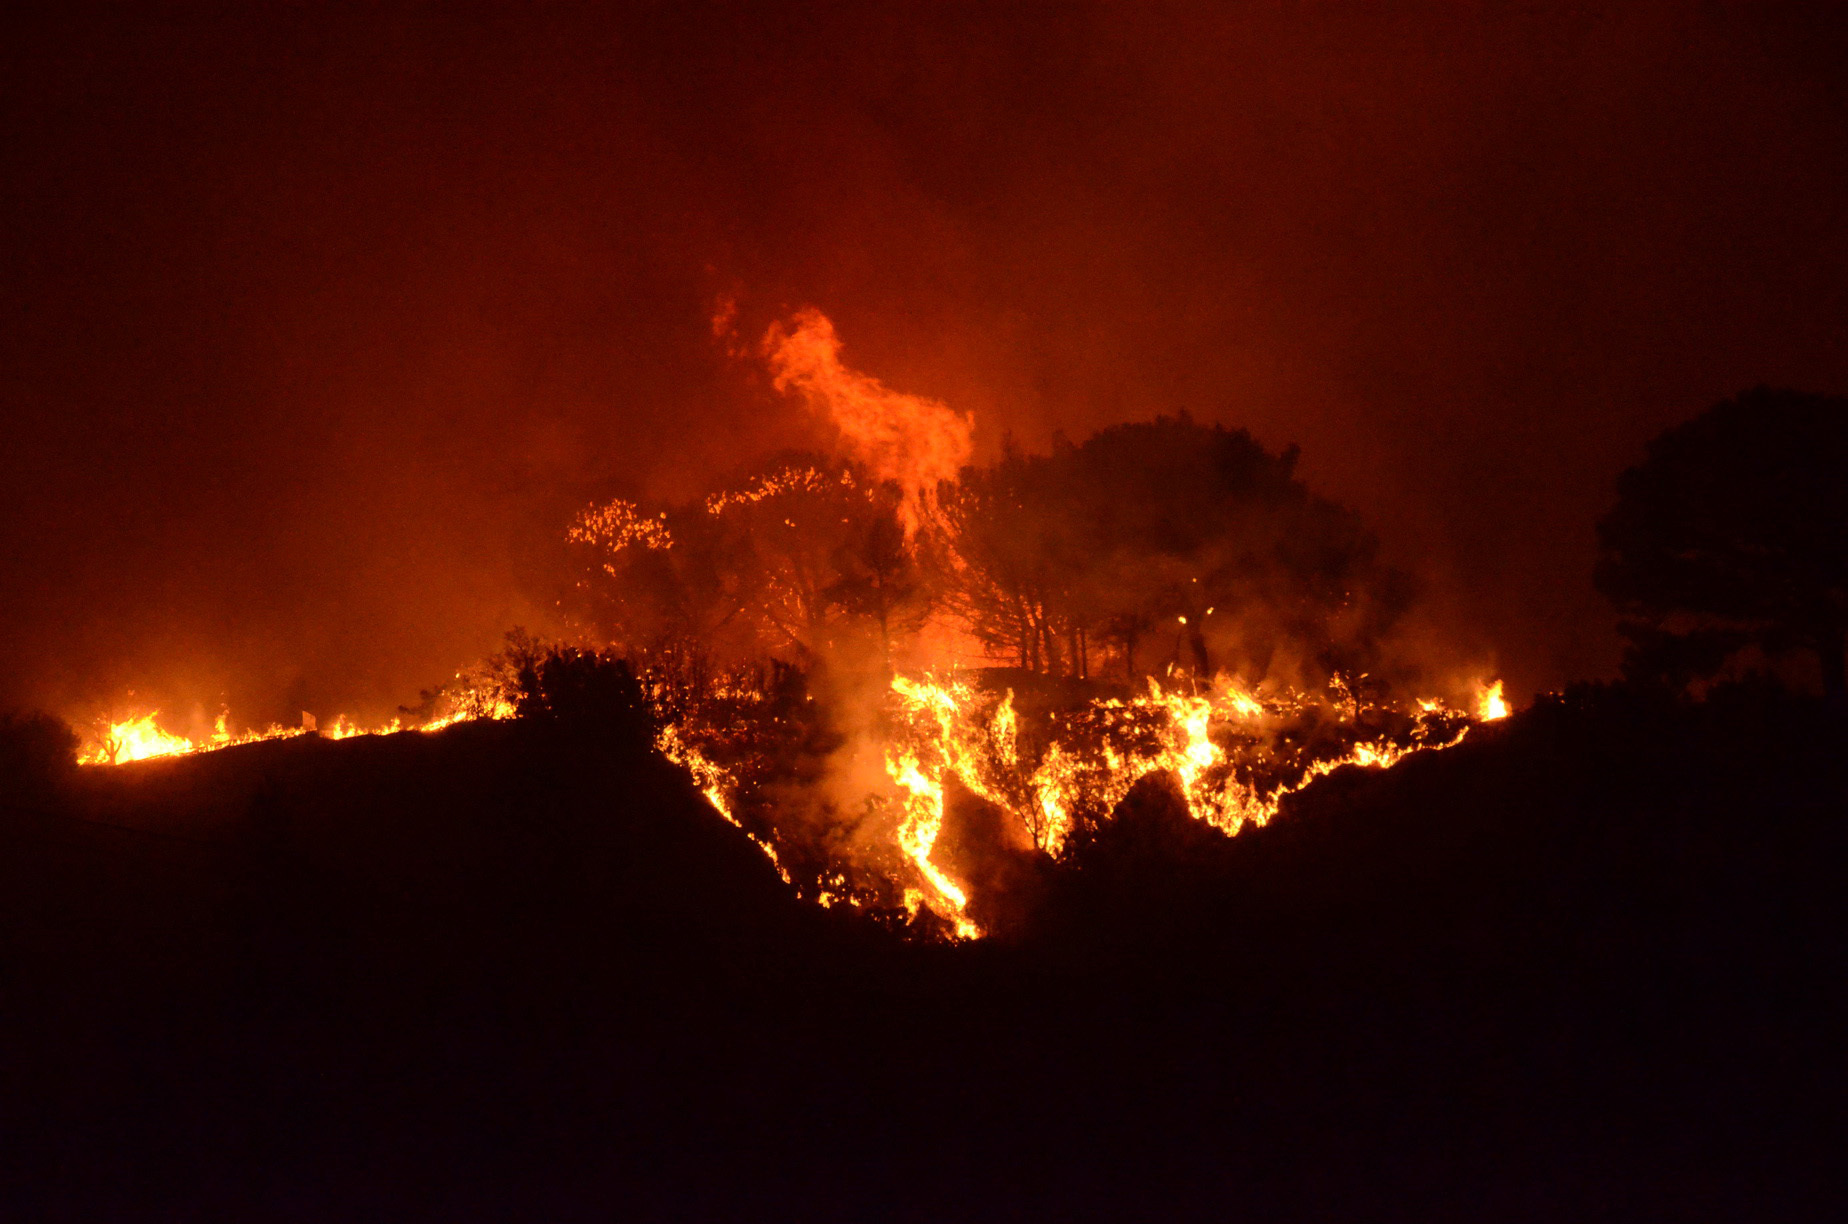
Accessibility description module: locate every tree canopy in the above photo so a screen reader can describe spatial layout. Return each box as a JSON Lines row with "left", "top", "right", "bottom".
{"left": 1596, "top": 386, "right": 1848, "bottom": 698}
{"left": 569, "top": 456, "right": 923, "bottom": 682}
{"left": 943, "top": 416, "right": 1412, "bottom": 685}
{"left": 569, "top": 417, "right": 1414, "bottom": 693}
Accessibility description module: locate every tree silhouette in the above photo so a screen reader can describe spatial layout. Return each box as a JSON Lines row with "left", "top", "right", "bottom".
{"left": 569, "top": 494, "right": 758, "bottom": 683}
{"left": 824, "top": 483, "right": 931, "bottom": 672}
{"left": 0, "top": 711, "right": 77, "bottom": 808}
{"left": 1597, "top": 386, "right": 1848, "bottom": 699}
{"left": 722, "top": 459, "right": 876, "bottom": 664}
{"left": 940, "top": 438, "right": 1090, "bottom": 674}
{"left": 572, "top": 457, "right": 936, "bottom": 678}
{"left": 945, "top": 416, "right": 1410, "bottom": 684}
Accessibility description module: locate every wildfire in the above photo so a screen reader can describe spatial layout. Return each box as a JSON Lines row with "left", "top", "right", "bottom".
{"left": 647, "top": 665, "right": 1510, "bottom": 939}
{"left": 655, "top": 722, "right": 793, "bottom": 886}
{"left": 569, "top": 498, "right": 674, "bottom": 556}
{"left": 704, "top": 465, "right": 857, "bottom": 515}
{"left": 885, "top": 673, "right": 1486, "bottom": 856}
{"left": 76, "top": 691, "right": 517, "bottom": 767}
{"left": 74, "top": 306, "right": 1521, "bottom": 947}
{"left": 886, "top": 748, "right": 981, "bottom": 940}
{"left": 81, "top": 711, "right": 197, "bottom": 766}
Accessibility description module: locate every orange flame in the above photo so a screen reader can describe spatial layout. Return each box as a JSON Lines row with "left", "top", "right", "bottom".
{"left": 655, "top": 722, "right": 794, "bottom": 887}
{"left": 881, "top": 672, "right": 1484, "bottom": 876}
{"left": 78, "top": 690, "right": 517, "bottom": 768}
{"left": 569, "top": 498, "right": 674, "bottom": 553}
{"left": 1476, "top": 679, "right": 1509, "bottom": 721}
{"left": 761, "top": 309, "right": 973, "bottom": 535}
{"left": 81, "top": 712, "right": 196, "bottom": 766}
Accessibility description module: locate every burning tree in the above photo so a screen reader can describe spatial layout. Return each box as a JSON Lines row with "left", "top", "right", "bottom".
{"left": 567, "top": 495, "right": 756, "bottom": 689}
{"left": 570, "top": 456, "right": 935, "bottom": 679}
{"left": 555, "top": 312, "right": 1502, "bottom": 941}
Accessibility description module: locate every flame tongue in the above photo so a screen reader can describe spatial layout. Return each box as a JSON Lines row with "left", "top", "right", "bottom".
{"left": 886, "top": 748, "right": 979, "bottom": 939}
{"left": 1477, "top": 679, "right": 1510, "bottom": 721}
{"left": 84, "top": 712, "right": 195, "bottom": 766}
{"left": 761, "top": 308, "right": 974, "bottom": 536}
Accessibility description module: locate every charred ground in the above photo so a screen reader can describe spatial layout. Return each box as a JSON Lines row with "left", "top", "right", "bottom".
{"left": 1, "top": 677, "right": 1840, "bottom": 1221}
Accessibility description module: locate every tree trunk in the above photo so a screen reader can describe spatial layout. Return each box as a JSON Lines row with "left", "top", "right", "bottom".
{"left": 1041, "top": 616, "right": 1064, "bottom": 676}
{"left": 1188, "top": 625, "right": 1212, "bottom": 677}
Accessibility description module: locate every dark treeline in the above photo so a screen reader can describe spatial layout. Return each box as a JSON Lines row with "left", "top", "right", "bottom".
{"left": 944, "top": 418, "right": 1409, "bottom": 683}
{"left": 1598, "top": 387, "right": 1848, "bottom": 701}
{"left": 569, "top": 415, "right": 1413, "bottom": 693}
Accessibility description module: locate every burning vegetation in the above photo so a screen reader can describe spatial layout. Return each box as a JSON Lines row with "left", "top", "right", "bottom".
{"left": 74, "top": 660, "right": 527, "bottom": 766}
{"left": 627, "top": 651, "right": 1501, "bottom": 941}
{"left": 72, "top": 309, "right": 1508, "bottom": 941}
{"left": 552, "top": 309, "right": 1509, "bottom": 939}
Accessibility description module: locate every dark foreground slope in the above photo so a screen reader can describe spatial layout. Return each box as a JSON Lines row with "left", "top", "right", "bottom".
{"left": 1, "top": 689, "right": 1842, "bottom": 1222}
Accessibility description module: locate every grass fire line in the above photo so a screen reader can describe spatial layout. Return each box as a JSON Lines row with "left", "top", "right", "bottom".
{"left": 75, "top": 664, "right": 1507, "bottom": 944}
{"left": 650, "top": 667, "right": 1508, "bottom": 940}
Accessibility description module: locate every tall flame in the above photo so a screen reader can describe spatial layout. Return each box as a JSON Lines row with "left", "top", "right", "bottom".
{"left": 1476, "top": 679, "right": 1509, "bottom": 721}
{"left": 761, "top": 308, "right": 974, "bottom": 535}
{"left": 83, "top": 711, "right": 196, "bottom": 766}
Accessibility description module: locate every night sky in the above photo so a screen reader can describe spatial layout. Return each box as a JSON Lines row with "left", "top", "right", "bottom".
{"left": 6, "top": 4, "right": 1847, "bottom": 723}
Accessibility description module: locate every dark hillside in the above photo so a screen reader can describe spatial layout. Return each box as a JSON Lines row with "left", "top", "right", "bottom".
{"left": 1, "top": 691, "right": 1842, "bottom": 1221}
{"left": 1035, "top": 686, "right": 1845, "bottom": 1219}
